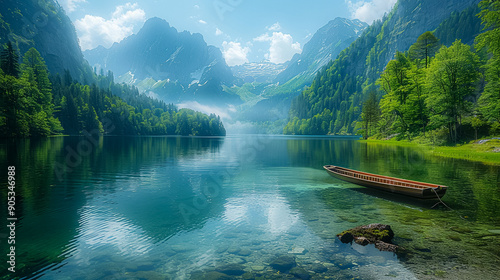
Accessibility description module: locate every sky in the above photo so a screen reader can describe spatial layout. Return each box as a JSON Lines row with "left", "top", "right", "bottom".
{"left": 60, "top": 0, "right": 397, "bottom": 66}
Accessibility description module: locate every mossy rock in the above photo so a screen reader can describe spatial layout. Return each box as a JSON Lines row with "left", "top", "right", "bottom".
{"left": 337, "top": 224, "right": 394, "bottom": 243}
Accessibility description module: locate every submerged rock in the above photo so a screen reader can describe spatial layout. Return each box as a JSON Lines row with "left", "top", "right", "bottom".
{"left": 216, "top": 245, "right": 229, "bottom": 254}
{"left": 241, "top": 272, "right": 255, "bottom": 280}
{"left": 227, "top": 246, "right": 241, "bottom": 254}
{"left": 191, "top": 271, "right": 234, "bottom": 280}
{"left": 269, "top": 255, "right": 296, "bottom": 271}
{"left": 215, "top": 264, "right": 246, "bottom": 276}
{"left": 131, "top": 271, "right": 166, "bottom": 280}
{"left": 309, "top": 263, "right": 327, "bottom": 273}
{"left": 236, "top": 248, "right": 252, "bottom": 256}
{"left": 289, "top": 247, "right": 307, "bottom": 255}
{"left": 171, "top": 244, "right": 193, "bottom": 252}
{"left": 290, "top": 267, "right": 311, "bottom": 280}
{"left": 250, "top": 265, "right": 265, "bottom": 271}
{"left": 337, "top": 223, "right": 398, "bottom": 252}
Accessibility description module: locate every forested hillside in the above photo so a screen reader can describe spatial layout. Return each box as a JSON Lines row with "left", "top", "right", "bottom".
{"left": 284, "top": 0, "right": 484, "bottom": 139}
{"left": 0, "top": 45, "right": 226, "bottom": 137}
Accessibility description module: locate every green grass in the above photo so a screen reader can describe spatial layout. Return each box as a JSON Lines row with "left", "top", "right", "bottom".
{"left": 360, "top": 139, "right": 500, "bottom": 165}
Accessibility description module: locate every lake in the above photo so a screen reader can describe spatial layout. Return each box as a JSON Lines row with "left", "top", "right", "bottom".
{"left": 0, "top": 135, "right": 499, "bottom": 279}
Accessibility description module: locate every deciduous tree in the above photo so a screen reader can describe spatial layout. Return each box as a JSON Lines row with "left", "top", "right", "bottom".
{"left": 425, "top": 40, "right": 481, "bottom": 143}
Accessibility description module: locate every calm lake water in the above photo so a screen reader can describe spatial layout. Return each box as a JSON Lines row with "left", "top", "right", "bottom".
{"left": 0, "top": 135, "right": 499, "bottom": 280}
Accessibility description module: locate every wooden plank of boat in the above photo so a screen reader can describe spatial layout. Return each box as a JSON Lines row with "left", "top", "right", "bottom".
{"left": 323, "top": 165, "right": 447, "bottom": 199}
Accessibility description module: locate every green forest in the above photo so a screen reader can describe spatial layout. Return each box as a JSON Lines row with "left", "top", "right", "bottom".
{"left": 0, "top": 44, "right": 226, "bottom": 137}
{"left": 284, "top": 1, "right": 499, "bottom": 144}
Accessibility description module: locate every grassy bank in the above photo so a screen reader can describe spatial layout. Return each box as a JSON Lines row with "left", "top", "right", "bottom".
{"left": 360, "top": 138, "right": 500, "bottom": 165}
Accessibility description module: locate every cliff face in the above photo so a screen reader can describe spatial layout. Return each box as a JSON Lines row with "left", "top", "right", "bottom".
{"left": 0, "top": 0, "right": 93, "bottom": 81}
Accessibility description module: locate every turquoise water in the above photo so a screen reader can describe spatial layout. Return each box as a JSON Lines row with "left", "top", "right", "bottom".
{"left": 0, "top": 135, "right": 499, "bottom": 279}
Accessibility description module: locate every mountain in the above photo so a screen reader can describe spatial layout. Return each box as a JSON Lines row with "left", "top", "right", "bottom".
{"left": 275, "top": 18, "right": 368, "bottom": 86}
{"left": 231, "top": 62, "right": 287, "bottom": 83}
{"left": 0, "top": 0, "right": 93, "bottom": 82}
{"left": 84, "top": 17, "right": 239, "bottom": 105}
{"left": 227, "top": 17, "right": 368, "bottom": 129}
{"left": 285, "top": 0, "right": 482, "bottom": 135}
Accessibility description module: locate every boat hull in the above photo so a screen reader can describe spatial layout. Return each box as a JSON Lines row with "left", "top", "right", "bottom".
{"left": 324, "top": 166, "right": 447, "bottom": 199}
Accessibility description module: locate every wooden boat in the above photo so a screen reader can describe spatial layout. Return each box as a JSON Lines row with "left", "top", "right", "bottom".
{"left": 323, "top": 165, "right": 447, "bottom": 199}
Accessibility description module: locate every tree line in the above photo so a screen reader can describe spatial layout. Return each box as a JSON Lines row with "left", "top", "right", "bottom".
{"left": 0, "top": 45, "right": 226, "bottom": 137}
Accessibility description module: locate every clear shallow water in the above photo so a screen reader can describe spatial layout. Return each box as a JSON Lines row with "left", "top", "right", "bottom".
{"left": 0, "top": 135, "right": 499, "bottom": 279}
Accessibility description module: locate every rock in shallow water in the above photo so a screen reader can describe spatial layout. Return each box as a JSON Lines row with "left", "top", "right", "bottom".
{"left": 337, "top": 223, "right": 398, "bottom": 252}
{"left": 215, "top": 264, "right": 246, "bottom": 276}
{"left": 290, "top": 267, "right": 311, "bottom": 280}
{"left": 309, "top": 263, "right": 327, "bottom": 273}
{"left": 227, "top": 246, "right": 240, "bottom": 254}
{"left": 241, "top": 272, "right": 255, "bottom": 280}
{"left": 171, "top": 244, "right": 193, "bottom": 252}
{"left": 289, "top": 247, "right": 307, "bottom": 255}
{"left": 191, "top": 271, "right": 233, "bottom": 280}
{"left": 236, "top": 248, "right": 252, "bottom": 256}
{"left": 269, "top": 255, "right": 296, "bottom": 271}
{"left": 250, "top": 265, "right": 265, "bottom": 271}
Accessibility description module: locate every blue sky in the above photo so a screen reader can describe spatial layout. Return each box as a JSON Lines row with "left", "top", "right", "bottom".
{"left": 60, "top": 0, "right": 396, "bottom": 65}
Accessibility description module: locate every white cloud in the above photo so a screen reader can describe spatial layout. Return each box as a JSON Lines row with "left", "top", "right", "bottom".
{"left": 254, "top": 32, "right": 301, "bottom": 64}
{"left": 194, "top": 5, "right": 200, "bottom": 9}
{"left": 198, "top": 19, "right": 208, "bottom": 25}
{"left": 347, "top": 0, "right": 397, "bottom": 24}
{"left": 222, "top": 41, "right": 250, "bottom": 66}
{"left": 215, "top": 28, "right": 223, "bottom": 36}
{"left": 254, "top": 33, "right": 271, "bottom": 42}
{"left": 267, "top": 22, "right": 281, "bottom": 31}
{"left": 75, "top": 3, "right": 146, "bottom": 51}
{"left": 61, "top": 0, "right": 87, "bottom": 13}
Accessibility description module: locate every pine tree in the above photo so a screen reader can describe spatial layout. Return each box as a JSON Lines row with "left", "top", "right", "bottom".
{"left": 20, "top": 48, "right": 62, "bottom": 136}
{"left": 361, "top": 91, "right": 379, "bottom": 139}
{"left": 0, "top": 41, "right": 20, "bottom": 78}
{"left": 408, "top": 31, "right": 441, "bottom": 68}
{"left": 21, "top": 48, "right": 53, "bottom": 107}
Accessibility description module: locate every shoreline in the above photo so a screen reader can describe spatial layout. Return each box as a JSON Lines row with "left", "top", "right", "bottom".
{"left": 359, "top": 139, "right": 500, "bottom": 166}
